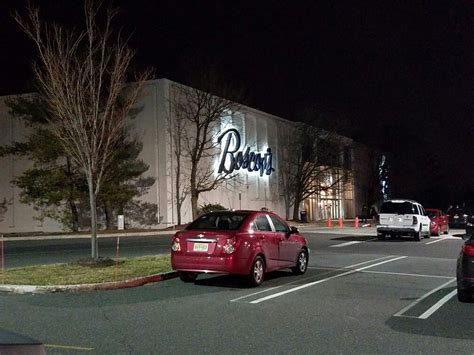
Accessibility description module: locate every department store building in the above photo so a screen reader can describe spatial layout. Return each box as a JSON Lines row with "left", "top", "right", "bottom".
{"left": 0, "top": 79, "right": 374, "bottom": 233}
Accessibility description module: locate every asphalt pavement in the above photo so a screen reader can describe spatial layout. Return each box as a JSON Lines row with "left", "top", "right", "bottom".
{"left": 0, "top": 227, "right": 471, "bottom": 353}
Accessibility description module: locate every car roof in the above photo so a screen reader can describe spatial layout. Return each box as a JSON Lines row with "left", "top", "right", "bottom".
{"left": 384, "top": 199, "right": 420, "bottom": 204}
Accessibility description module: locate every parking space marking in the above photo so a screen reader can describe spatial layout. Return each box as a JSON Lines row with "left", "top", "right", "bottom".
{"left": 393, "top": 278, "right": 456, "bottom": 318}
{"left": 230, "top": 286, "right": 283, "bottom": 302}
{"left": 418, "top": 289, "right": 458, "bottom": 319}
{"left": 330, "top": 241, "right": 363, "bottom": 248}
{"left": 362, "top": 270, "right": 454, "bottom": 279}
{"left": 44, "top": 344, "right": 94, "bottom": 351}
{"left": 249, "top": 256, "right": 407, "bottom": 304}
{"left": 425, "top": 238, "right": 447, "bottom": 245}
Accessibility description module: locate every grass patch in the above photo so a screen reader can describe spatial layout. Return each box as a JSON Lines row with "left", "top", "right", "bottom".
{"left": 1, "top": 255, "right": 172, "bottom": 285}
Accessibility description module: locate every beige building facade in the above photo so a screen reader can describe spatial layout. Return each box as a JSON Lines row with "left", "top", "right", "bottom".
{"left": 0, "top": 79, "right": 373, "bottom": 233}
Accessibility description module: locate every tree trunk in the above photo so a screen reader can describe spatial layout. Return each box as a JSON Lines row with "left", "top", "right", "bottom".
{"left": 191, "top": 190, "right": 199, "bottom": 220}
{"left": 176, "top": 200, "right": 182, "bottom": 226}
{"left": 104, "top": 202, "right": 114, "bottom": 230}
{"left": 68, "top": 198, "right": 79, "bottom": 232}
{"left": 88, "top": 178, "right": 98, "bottom": 260}
{"left": 66, "top": 158, "right": 79, "bottom": 232}
{"left": 285, "top": 203, "right": 290, "bottom": 221}
{"left": 292, "top": 201, "right": 300, "bottom": 221}
{"left": 175, "top": 163, "right": 182, "bottom": 226}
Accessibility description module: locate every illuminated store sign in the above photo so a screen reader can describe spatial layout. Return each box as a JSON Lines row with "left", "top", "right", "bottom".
{"left": 217, "top": 128, "right": 275, "bottom": 177}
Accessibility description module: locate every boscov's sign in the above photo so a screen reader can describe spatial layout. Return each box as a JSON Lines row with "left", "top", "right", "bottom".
{"left": 217, "top": 128, "right": 275, "bottom": 177}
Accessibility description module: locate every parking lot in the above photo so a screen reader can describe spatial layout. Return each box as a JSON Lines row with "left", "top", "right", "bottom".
{"left": 0, "top": 228, "right": 472, "bottom": 353}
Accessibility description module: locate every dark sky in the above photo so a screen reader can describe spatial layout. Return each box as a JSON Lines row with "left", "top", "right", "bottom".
{"left": 1, "top": 0, "right": 474, "bottom": 207}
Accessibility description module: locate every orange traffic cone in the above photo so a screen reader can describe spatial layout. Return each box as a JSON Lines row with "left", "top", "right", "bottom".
{"left": 338, "top": 217, "right": 343, "bottom": 228}
{"left": 354, "top": 216, "right": 359, "bottom": 228}
{"left": 327, "top": 218, "right": 333, "bottom": 228}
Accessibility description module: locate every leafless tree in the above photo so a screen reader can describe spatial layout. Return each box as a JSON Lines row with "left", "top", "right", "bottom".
{"left": 0, "top": 198, "right": 8, "bottom": 223}
{"left": 169, "top": 109, "right": 190, "bottom": 226}
{"left": 279, "top": 122, "right": 351, "bottom": 221}
{"left": 14, "top": 1, "right": 151, "bottom": 259}
{"left": 170, "top": 73, "right": 241, "bottom": 220}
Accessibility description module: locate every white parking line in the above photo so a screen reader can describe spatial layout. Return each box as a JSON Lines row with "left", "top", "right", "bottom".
{"left": 393, "top": 278, "right": 456, "bottom": 318}
{"left": 308, "top": 255, "right": 397, "bottom": 271}
{"left": 330, "top": 241, "right": 363, "bottom": 248}
{"left": 425, "top": 238, "right": 446, "bottom": 245}
{"left": 362, "top": 270, "right": 454, "bottom": 279}
{"left": 230, "top": 286, "right": 283, "bottom": 302}
{"left": 250, "top": 256, "right": 407, "bottom": 304}
{"left": 330, "top": 238, "right": 378, "bottom": 248}
{"left": 418, "top": 289, "right": 458, "bottom": 319}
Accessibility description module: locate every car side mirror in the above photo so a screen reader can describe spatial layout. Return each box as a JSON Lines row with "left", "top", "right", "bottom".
{"left": 290, "top": 226, "right": 299, "bottom": 234}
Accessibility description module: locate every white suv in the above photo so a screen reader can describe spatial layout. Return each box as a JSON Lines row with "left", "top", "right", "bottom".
{"left": 377, "top": 199, "right": 431, "bottom": 241}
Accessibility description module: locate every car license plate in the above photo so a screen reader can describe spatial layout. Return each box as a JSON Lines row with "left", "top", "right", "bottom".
{"left": 193, "top": 243, "right": 208, "bottom": 252}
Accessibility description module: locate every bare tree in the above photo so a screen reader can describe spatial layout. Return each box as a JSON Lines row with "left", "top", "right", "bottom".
{"left": 279, "top": 122, "right": 351, "bottom": 221}
{"left": 0, "top": 198, "right": 8, "bottom": 223}
{"left": 14, "top": 1, "right": 151, "bottom": 259}
{"left": 169, "top": 109, "right": 190, "bottom": 225}
{"left": 171, "top": 73, "right": 241, "bottom": 220}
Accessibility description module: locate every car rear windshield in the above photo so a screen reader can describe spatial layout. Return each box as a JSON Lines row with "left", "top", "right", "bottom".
{"left": 186, "top": 212, "right": 249, "bottom": 231}
{"left": 426, "top": 210, "right": 438, "bottom": 219}
{"left": 380, "top": 201, "right": 417, "bottom": 215}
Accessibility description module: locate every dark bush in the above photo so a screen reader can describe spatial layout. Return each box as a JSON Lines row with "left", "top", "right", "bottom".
{"left": 198, "top": 203, "right": 227, "bottom": 216}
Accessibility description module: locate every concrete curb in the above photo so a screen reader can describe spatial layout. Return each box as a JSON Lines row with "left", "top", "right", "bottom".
{"left": 0, "top": 271, "right": 178, "bottom": 294}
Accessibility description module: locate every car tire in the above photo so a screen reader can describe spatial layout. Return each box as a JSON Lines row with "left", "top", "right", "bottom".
{"left": 457, "top": 288, "right": 472, "bottom": 303}
{"left": 414, "top": 227, "right": 422, "bottom": 241}
{"left": 292, "top": 249, "right": 308, "bottom": 275}
{"left": 248, "top": 255, "right": 265, "bottom": 287}
{"left": 178, "top": 271, "right": 198, "bottom": 283}
{"left": 444, "top": 226, "right": 449, "bottom": 235}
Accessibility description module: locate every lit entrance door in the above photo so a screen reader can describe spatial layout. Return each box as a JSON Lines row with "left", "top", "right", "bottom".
{"left": 321, "top": 199, "right": 341, "bottom": 220}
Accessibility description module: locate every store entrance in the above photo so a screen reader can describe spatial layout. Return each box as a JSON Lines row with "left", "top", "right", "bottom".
{"left": 320, "top": 199, "right": 341, "bottom": 220}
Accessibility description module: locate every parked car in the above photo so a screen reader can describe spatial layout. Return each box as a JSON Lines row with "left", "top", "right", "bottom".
{"left": 171, "top": 210, "right": 309, "bottom": 286}
{"left": 376, "top": 199, "right": 431, "bottom": 241}
{"left": 425, "top": 208, "right": 449, "bottom": 236}
{"left": 448, "top": 207, "right": 470, "bottom": 229}
{"left": 456, "top": 234, "right": 474, "bottom": 302}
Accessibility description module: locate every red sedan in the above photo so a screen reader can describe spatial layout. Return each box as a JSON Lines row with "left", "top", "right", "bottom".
{"left": 171, "top": 210, "right": 309, "bottom": 286}
{"left": 425, "top": 208, "right": 449, "bottom": 236}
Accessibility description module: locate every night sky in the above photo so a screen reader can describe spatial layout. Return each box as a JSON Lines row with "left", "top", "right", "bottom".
{"left": 1, "top": 0, "right": 474, "bottom": 208}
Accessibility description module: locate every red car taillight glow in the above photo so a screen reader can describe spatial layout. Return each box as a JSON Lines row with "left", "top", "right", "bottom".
{"left": 463, "top": 244, "right": 474, "bottom": 257}
{"left": 223, "top": 237, "right": 238, "bottom": 254}
{"left": 171, "top": 237, "right": 181, "bottom": 252}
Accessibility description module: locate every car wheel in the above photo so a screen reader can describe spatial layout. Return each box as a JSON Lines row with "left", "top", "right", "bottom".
{"left": 457, "top": 288, "right": 472, "bottom": 303}
{"left": 178, "top": 271, "right": 198, "bottom": 283}
{"left": 444, "top": 225, "right": 449, "bottom": 235}
{"left": 292, "top": 250, "right": 308, "bottom": 275}
{"left": 414, "top": 227, "right": 422, "bottom": 241}
{"left": 248, "top": 255, "right": 265, "bottom": 287}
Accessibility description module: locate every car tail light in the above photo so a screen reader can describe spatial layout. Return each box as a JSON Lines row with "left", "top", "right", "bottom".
{"left": 463, "top": 244, "right": 474, "bottom": 257}
{"left": 223, "top": 237, "right": 238, "bottom": 254}
{"left": 413, "top": 216, "right": 418, "bottom": 225}
{"left": 171, "top": 237, "right": 181, "bottom": 252}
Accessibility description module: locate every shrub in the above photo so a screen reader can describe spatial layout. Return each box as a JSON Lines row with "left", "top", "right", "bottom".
{"left": 198, "top": 203, "right": 227, "bottom": 216}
